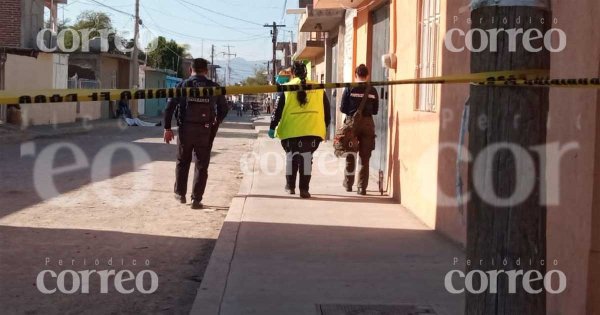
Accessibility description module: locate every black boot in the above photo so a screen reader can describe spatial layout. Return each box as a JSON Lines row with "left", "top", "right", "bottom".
{"left": 174, "top": 193, "right": 187, "bottom": 204}
{"left": 191, "top": 200, "right": 203, "bottom": 209}
{"left": 343, "top": 182, "right": 353, "bottom": 192}
{"left": 300, "top": 190, "right": 311, "bottom": 199}
{"left": 357, "top": 188, "right": 367, "bottom": 196}
{"left": 285, "top": 184, "right": 296, "bottom": 195}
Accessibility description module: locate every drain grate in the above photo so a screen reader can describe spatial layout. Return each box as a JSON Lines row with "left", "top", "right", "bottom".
{"left": 316, "top": 304, "right": 437, "bottom": 315}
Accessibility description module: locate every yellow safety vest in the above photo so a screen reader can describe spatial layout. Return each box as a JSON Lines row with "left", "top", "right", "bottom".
{"left": 275, "top": 78, "right": 326, "bottom": 140}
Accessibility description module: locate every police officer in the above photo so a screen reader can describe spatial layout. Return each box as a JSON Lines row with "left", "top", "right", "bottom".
{"left": 163, "top": 58, "right": 229, "bottom": 209}
{"left": 341, "top": 64, "right": 379, "bottom": 195}
{"left": 269, "top": 62, "right": 331, "bottom": 199}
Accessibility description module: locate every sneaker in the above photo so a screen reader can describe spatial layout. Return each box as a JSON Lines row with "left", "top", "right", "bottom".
{"left": 300, "top": 190, "right": 311, "bottom": 199}
{"left": 191, "top": 200, "right": 203, "bottom": 209}
{"left": 175, "top": 194, "right": 187, "bottom": 204}
{"left": 357, "top": 188, "right": 367, "bottom": 196}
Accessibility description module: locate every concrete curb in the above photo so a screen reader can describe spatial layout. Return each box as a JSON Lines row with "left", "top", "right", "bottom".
{"left": 189, "top": 134, "right": 262, "bottom": 315}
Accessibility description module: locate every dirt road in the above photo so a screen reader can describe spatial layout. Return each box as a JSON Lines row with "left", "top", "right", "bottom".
{"left": 0, "top": 113, "right": 257, "bottom": 314}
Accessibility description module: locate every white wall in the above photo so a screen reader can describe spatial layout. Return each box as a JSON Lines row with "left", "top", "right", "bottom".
{"left": 6, "top": 53, "right": 76, "bottom": 126}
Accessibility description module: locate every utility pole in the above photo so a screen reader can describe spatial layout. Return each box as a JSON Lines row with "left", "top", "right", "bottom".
{"left": 222, "top": 45, "right": 236, "bottom": 86}
{"left": 264, "top": 22, "right": 285, "bottom": 82}
{"left": 210, "top": 44, "right": 215, "bottom": 80}
{"left": 288, "top": 30, "right": 295, "bottom": 56}
{"left": 130, "top": 0, "right": 140, "bottom": 88}
{"left": 130, "top": 0, "right": 140, "bottom": 116}
{"left": 466, "top": 1, "right": 550, "bottom": 314}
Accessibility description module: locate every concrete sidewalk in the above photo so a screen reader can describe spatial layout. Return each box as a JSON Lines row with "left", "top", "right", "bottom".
{"left": 191, "top": 134, "right": 465, "bottom": 315}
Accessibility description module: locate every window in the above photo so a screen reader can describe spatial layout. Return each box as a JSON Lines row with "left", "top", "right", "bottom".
{"left": 416, "top": 0, "right": 441, "bottom": 112}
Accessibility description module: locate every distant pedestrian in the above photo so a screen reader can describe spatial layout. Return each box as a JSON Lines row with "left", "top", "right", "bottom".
{"left": 265, "top": 97, "right": 272, "bottom": 114}
{"left": 163, "top": 58, "right": 229, "bottom": 209}
{"left": 269, "top": 62, "right": 331, "bottom": 198}
{"left": 341, "top": 64, "right": 379, "bottom": 195}
{"left": 236, "top": 102, "right": 243, "bottom": 117}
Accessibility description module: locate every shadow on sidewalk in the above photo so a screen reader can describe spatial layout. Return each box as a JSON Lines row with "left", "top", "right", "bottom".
{"left": 210, "top": 221, "right": 464, "bottom": 314}
{"left": 246, "top": 194, "right": 396, "bottom": 204}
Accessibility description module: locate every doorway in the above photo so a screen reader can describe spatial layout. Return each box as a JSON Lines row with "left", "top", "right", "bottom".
{"left": 370, "top": 3, "right": 391, "bottom": 192}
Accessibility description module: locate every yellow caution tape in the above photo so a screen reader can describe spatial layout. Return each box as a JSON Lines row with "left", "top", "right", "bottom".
{"left": 0, "top": 69, "right": 597, "bottom": 104}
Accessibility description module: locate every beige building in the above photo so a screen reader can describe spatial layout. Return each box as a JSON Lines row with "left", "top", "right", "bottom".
{"left": 0, "top": 0, "right": 73, "bottom": 127}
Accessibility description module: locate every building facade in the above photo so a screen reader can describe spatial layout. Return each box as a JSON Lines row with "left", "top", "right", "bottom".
{"left": 293, "top": 0, "right": 599, "bottom": 313}
{"left": 0, "top": 0, "right": 73, "bottom": 126}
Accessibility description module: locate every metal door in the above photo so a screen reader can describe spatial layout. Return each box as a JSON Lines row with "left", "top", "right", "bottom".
{"left": 330, "top": 37, "right": 338, "bottom": 136}
{"left": 370, "top": 4, "right": 390, "bottom": 191}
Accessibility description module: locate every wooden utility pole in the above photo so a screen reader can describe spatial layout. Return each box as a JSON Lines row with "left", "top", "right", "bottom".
{"left": 129, "top": 0, "right": 140, "bottom": 116}
{"left": 264, "top": 22, "right": 286, "bottom": 82}
{"left": 222, "top": 45, "right": 236, "bottom": 86}
{"left": 466, "top": 1, "right": 551, "bottom": 314}
{"left": 131, "top": 0, "right": 140, "bottom": 88}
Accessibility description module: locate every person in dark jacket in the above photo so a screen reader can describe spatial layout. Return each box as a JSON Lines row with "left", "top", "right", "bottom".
{"left": 163, "top": 58, "right": 229, "bottom": 209}
{"left": 340, "top": 64, "right": 379, "bottom": 195}
{"left": 269, "top": 62, "right": 331, "bottom": 198}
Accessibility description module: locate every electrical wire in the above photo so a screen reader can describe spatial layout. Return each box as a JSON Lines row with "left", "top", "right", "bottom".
{"left": 174, "top": 0, "right": 264, "bottom": 36}
{"left": 144, "top": 22, "right": 269, "bottom": 42}
{"left": 140, "top": 4, "right": 268, "bottom": 43}
{"left": 178, "top": 0, "right": 263, "bottom": 26}
{"left": 84, "top": 0, "right": 135, "bottom": 18}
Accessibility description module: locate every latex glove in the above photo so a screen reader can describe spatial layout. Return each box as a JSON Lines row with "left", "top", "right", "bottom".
{"left": 268, "top": 129, "right": 276, "bottom": 139}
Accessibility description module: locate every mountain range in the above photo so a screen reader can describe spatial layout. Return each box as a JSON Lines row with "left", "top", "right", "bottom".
{"left": 212, "top": 57, "right": 268, "bottom": 84}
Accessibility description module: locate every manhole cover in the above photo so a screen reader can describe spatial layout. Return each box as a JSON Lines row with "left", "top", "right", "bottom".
{"left": 316, "top": 304, "right": 436, "bottom": 315}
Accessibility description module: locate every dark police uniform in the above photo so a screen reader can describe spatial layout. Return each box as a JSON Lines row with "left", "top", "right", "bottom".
{"left": 340, "top": 85, "right": 379, "bottom": 191}
{"left": 164, "top": 75, "right": 228, "bottom": 203}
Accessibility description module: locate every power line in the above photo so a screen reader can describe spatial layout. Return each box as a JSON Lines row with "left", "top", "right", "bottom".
{"left": 144, "top": 22, "right": 269, "bottom": 42}
{"left": 140, "top": 4, "right": 267, "bottom": 43}
{"left": 84, "top": 0, "right": 135, "bottom": 18}
{"left": 178, "top": 0, "right": 263, "bottom": 26}
{"left": 174, "top": 0, "right": 263, "bottom": 36}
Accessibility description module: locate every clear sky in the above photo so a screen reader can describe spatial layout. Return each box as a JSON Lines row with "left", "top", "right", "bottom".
{"left": 60, "top": 0, "right": 300, "bottom": 61}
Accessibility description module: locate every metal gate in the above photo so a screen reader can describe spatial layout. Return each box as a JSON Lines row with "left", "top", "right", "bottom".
{"left": 370, "top": 3, "right": 390, "bottom": 192}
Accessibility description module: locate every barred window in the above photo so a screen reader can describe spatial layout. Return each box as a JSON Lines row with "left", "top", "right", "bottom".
{"left": 416, "top": 0, "right": 441, "bottom": 112}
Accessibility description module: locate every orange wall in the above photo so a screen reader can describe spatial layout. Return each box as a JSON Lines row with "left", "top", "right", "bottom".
{"left": 391, "top": 0, "right": 469, "bottom": 243}
{"left": 546, "top": 0, "right": 599, "bottom": 313}
{"left": 433, "top": 0, "right": 471, "bottom": 246}
{"left": 354, "top": 2, "right": 599, "bottom": 312}
{"left": 356, "top": 0, "right": 469, "bottom": 243}
{"left": 354, "top": 8, "right": 370, "bottom": 66}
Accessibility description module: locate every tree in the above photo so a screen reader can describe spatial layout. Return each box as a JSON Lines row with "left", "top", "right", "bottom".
{"left": 146, "top": 36, "right": 190, "bottom": 77}
{"left": 241, "top": 66, "right": 269, "bottom": 86}
{"left": 51, "top": 10, "right": 125, "bottom": 53}
{"left": 71, "top": 11, "right": 115, "bottom": 37}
